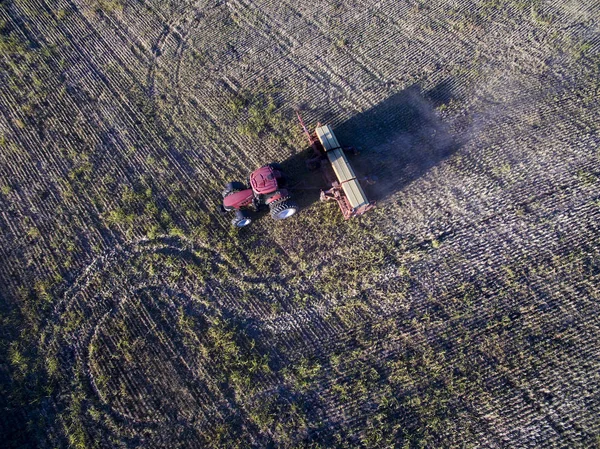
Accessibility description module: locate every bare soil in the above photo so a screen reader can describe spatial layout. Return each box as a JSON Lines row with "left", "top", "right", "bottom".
{"left": 0, "top": 0, "right": 599, "bottom": 447}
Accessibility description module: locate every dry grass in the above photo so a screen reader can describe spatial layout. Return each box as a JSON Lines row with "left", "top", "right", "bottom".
{"left": 0, "top": 0, "right": 599, "bottom": 447}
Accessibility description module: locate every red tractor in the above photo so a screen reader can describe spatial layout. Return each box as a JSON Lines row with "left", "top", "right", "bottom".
{"left": 220, "top": 164, "right": 298, "bottom": 227}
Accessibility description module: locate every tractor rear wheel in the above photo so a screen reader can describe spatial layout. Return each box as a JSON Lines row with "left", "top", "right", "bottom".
{"left": 222, "top": 182, "right": 247, "bottom": 198}
{"left": 269, "top": 199, "right": 298, "bottom": 220}
{"left": 232, "top": 209, "right": 252, "bottom": 227}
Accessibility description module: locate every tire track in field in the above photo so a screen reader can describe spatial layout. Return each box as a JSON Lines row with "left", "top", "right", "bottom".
{"left": 263, "top": 171, "right": 600, "bottom": 344}
{"left": 254, "top": 172, "right": 600, "bottom": 442}
{"left": 84, "top": 0, "right": 266, "bottom": 178}
{"left": 139, "top": 0, "right": 388, "bottom": 168}
{"left": 44, "top": 237, "right": 249, "bottom": 446}
{"left": 44, "top": 152, "right": 600, "bottom": 445}
{"left": 4, "top": 0, "right": 599, "bottom": 446}
{"left": 9, "top": 0, "right": 229, "bottom": 228}
{"left": 142, "top": 0, "right": 225, "bottom": 110}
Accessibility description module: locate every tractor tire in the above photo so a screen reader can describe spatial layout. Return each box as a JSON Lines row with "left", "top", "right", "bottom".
{"left": 222, "top": 182, "right": 247, "bottom": 198}
{"left": 232, "top": 209, "right": 252, "bottom": 228}
{"left": 269, "top": 199, "right": 298, "bottom": 220}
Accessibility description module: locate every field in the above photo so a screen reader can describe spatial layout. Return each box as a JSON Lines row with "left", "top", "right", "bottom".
{"left": 1, "top": 0, "right": 599, "bottom": 447}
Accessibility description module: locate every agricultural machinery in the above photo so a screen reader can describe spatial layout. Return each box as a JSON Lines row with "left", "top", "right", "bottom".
{"left": 298, "top": 113, "right": 375, "bottom": 219}
{"left": 219, "top": 115, "right": 374, "bottom": 227}
{"left": 220, "top": 164, "right": 298, "bottom": 227}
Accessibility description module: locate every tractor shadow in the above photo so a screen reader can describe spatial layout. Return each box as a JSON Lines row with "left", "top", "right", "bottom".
{"left": 282, "top": 81, "right": 462, "bottom": 208}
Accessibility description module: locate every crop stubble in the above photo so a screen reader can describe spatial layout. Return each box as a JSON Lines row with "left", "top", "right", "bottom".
{"left": 0, "top": 0, "right": 599, "bottom": 447}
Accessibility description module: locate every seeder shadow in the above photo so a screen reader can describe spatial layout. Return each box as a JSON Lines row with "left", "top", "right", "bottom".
{"left": 283, "top": 81, "right": 461, "bottom": 209}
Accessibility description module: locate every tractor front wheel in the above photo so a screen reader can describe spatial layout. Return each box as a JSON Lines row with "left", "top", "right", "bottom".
{"left": 232, "top": 209, "right": 252, "bottom": 227}
{"left": 270, "top": 199, "right": 298, "bottom": 220}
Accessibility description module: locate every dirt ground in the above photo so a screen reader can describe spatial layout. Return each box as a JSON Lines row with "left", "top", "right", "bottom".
{"left": 0, "top": 0, "right": 599, "bottom": 447}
